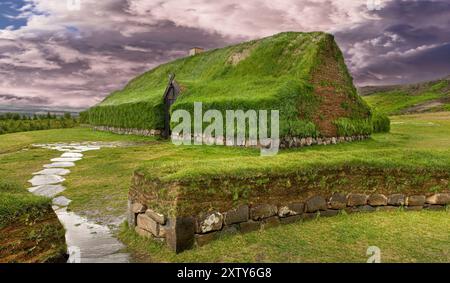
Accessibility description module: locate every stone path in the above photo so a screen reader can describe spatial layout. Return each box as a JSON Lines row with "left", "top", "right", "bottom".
{"left": 28, "top": 142, "right": 130, "bottom": 263}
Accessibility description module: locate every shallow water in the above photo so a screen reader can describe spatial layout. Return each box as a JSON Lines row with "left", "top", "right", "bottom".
{"left": 29, "top": 142, "right": 131, "bottom": 263}
{"left": 55, "top": 208, "right": 129, "bottom": 263}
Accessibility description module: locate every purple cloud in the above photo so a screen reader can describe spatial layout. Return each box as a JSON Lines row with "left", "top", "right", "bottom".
{"left": 0, "top": 0, "right": 449, "bottom": 108}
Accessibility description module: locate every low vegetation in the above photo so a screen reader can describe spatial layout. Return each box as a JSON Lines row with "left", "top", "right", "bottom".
{"left": 361, "top": 76, "right": 450, "bottom": 115}
{"left": 0, "top": 112, "right": 448, "bottom": 262}
{"left": 120, "top": 210, "right": 450, "bottom": 263}
{"left": 0, "top": 180, "right": 50, "bottom": 228}
{"left": 0, "top": 180, "right": 67, "bottom": 263}
{"left": 0, "top": 112, "right": 78, "bottom": 135}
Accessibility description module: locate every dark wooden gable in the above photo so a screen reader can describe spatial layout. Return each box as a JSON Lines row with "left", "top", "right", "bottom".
{"left": 162, "top": 74, "right": 181, "bottom": 138}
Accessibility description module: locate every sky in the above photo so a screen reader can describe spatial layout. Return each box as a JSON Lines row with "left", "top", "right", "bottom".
{"left": 0, "top": 0, "right": 449, "bottom": 108}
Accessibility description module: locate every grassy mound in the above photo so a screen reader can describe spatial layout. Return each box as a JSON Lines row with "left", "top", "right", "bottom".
{"left": 0, "top": 181, "right": 67, "bottom": 263}
{"left": 0, "top": 181, "right": 50, "bottom": 227}
{"left": 361, "top": 76, "right": 450, "bottom": 115}
{"left": 83, "top": 32, "right": 377, "bottom": 137}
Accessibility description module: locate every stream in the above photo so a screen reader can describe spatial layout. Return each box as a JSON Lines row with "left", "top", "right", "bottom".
{"left": 28, "top": 142, "right": 131, "bottom": 263}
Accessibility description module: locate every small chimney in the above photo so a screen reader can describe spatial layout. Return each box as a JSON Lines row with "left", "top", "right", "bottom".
{"left": 189, "top": 47, "right": 204, "bottom": 56}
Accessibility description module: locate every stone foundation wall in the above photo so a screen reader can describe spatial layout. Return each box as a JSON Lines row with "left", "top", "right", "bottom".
{"left": 128, "top": 192, "right": 450, "bottom": 253}
{"left": 93, "top": 126, "right": 161, "bottom": 137}
{"left": 93, "top": 125, "right": 369, "bottom": 149}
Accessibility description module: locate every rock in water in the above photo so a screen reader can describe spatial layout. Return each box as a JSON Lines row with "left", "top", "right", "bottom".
{"left": 44, "top": 162, "right": 75, "bottom": 168}
{"left": 33, "top": 168, "right": 71, "bottom": 176}
{"left": 28, "top": 184, "right": 66, "bottom": 197}
{"left": 61, "top": 152, "right": 83, "bottom": 158}
{"left": 53, "top": 196, "right": 72, "bottom": 207}
{"left": 51, "top": 157, "right": 82, "bottom": 162}
{"left": 28, "top": 175, "right": 66, "bottom": 186}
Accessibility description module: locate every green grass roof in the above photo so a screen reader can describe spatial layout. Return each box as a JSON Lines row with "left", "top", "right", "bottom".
{"left": 83, "top": 32, "right": 374, "bottom": 137}
{"left": 100, "top": 32, "right": 324, "bottom": 106}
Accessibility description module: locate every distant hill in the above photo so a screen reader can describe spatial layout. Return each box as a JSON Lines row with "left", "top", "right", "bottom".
{"left": 83, "top": 32, "right": 384, "bottom": 138}
{"left": 0, "top": 105, "right": 84, "bottom": 117}
{"left": 359, "top": 76, "right": 450, "bottom": 115}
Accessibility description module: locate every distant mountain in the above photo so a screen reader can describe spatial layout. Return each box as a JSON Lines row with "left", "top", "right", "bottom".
{"left": 359, "top": 75, "right": 450, "bottom": 115}
{"left": 0, "top": 105, "right": 86, "bottom": 117}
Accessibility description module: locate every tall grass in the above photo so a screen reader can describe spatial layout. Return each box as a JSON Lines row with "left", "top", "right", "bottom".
{"left": 0, "top": 181, "right": 50, "bottom": 228}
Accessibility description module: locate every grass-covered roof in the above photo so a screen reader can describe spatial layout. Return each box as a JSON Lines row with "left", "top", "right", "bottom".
{"left": 83, "top": 32, "right": 376, "bottom": 137}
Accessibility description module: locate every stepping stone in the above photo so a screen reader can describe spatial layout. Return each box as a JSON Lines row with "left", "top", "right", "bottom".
{"left": 61, "top": 152, "right": 83, "bottom": 158}
{"left": 44, "top": 162, "right": 75, "bottom": 168}
{"left": 28, "top": 175, "right": 65, "bottom": 186}
{"left": 28, "top": 184, "right": 66, "bottom": 197}
{"left": 79, "top": 146, "right": 101, "bottom": 152}
{"left": 53, "top": 196, "right": 72, "bottom": 207}
{"left": 33, "top": 168, "right": 71, "bottom": 176}
{"left": 51, "top": 157, "right": 82, "bottom": 162}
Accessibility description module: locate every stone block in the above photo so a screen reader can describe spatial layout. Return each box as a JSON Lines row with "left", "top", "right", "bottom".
{"left": 406, "top": 195, "right": 426, "bottom": 206}
{"left": 145, "top": 209, "right": 166, "bottom": 225}
{"left": 224, "top": 205, "right": 249, "bottom": 225}
{"left": 278, "top": 202, "right": 304, "bottom": 217}
{"left": 250, "top": 204, "right": 277, "bottom": 220}
{"left": 305, "top": 196, "right": 327, "bottom": 212}
{"left": 426, "top": 193, "right": 450, "bottom": 205}
{"left": 388, "top": 194, "right": 406, "bottom": 206}
{"left": 137, "top": 214, "right": 159, "bottom": 236}
{"left": 196, "top": 212, "right": 223, "bottom": 234}
{"left": 329, "top": 193, "right": 347, "bottom": 209}
{"left": 166, "top": 217, "right": 196, "bottom": 253}
{"left": 368, "top": 194, "right": 387, "bottom": 206}
{"left": 131, "top": 202, "right": 147, "bottom": 213}
{"left": 347, "top": 193, "right": 368, "bottom": 206}
{"left": 159, "top": 223, "right": 170, "bottom": 238}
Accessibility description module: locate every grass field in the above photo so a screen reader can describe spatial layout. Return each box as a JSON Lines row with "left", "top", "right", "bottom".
{"left": 362, "top": 77, "right": 450, "bottom": 115}
{"left": 0, "top": 180, "right": 67, "bottom": 263}
{"left": 0, "top": 112, "right": 449, "bottom": 262}
{"left": 120, "top": 210, "right": 450, "bottom": 263}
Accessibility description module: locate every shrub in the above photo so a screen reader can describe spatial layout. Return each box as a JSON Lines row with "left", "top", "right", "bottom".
{"left": 333, "top": 118, "right": 372, "bottom": 137}
{"left": 372, "top": 111, "right": 391, "bottom": 133}
{"left": 0, "top": 181, "right": 50, "bottom": 228}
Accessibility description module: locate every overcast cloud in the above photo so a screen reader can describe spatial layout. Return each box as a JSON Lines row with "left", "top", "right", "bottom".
{"left": 0, "top": 0, "right": 449, "bottom": 108}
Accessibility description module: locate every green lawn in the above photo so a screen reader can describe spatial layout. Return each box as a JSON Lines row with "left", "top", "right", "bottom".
{"left": 1, "top": 113, "right": 450, "bottom": 221}
{"left": 363, "top": 90, "right": 442, "bottom": 115}
{"left": 0, "top": 112, "right": 449, "bottom": 262}
{"left": 120, "top": 210, "right": 450, "bottom": 263}
{"left": 362, "top": 79, "right": 449, "bottom": 115}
